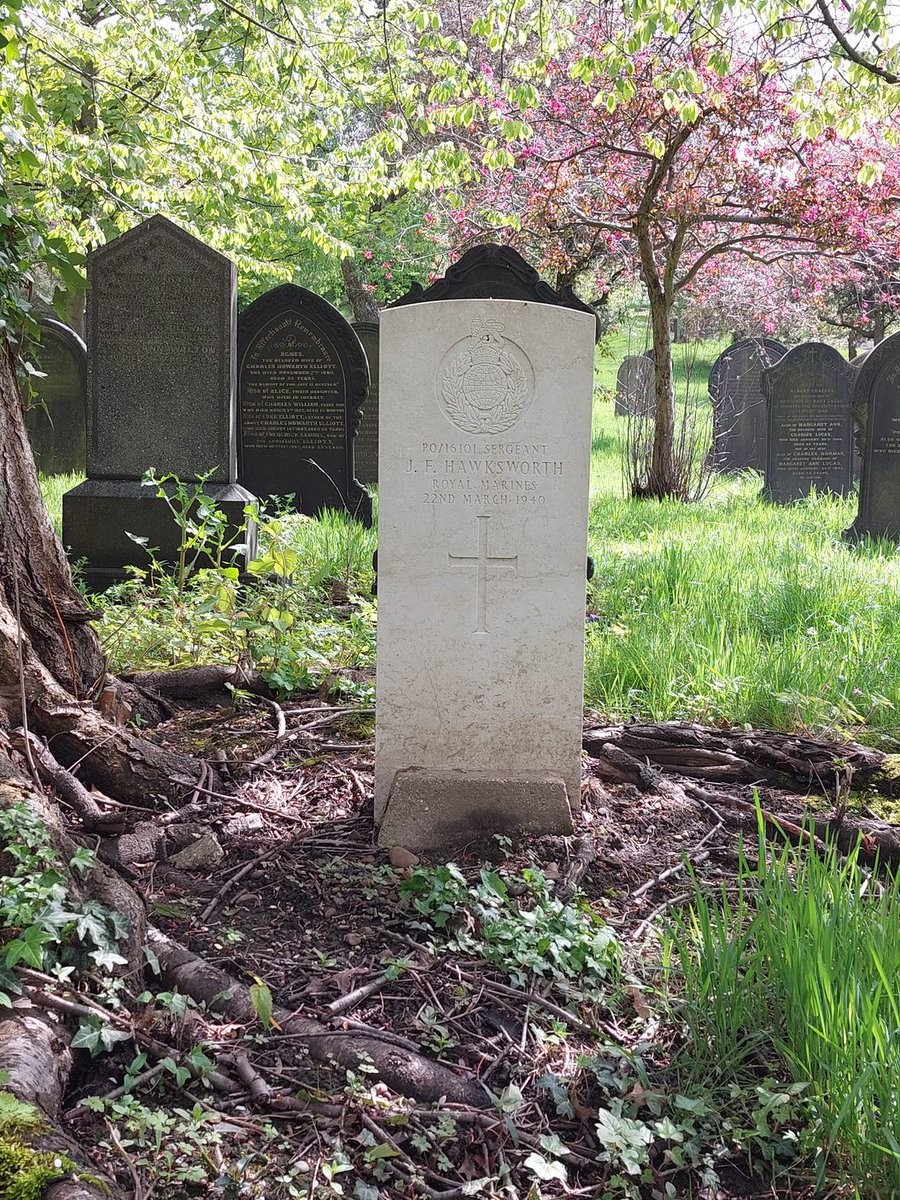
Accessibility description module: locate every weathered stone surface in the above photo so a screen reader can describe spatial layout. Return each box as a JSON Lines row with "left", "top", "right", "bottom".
{"left": 352, "top": 321, "right": 379, "bottom": 486}
{"left": 845, "top": 331, "right": 900, "bottom": 541}
{"left": 61, "top": 216, "right": 253, "bottom": 588}
{"left": 171, "top": 831, "right": 224, "bottom": 871}
{"left": 24, "top": 318, "right": 86, "bottom": 475}
{"left": 614, "top": 354, "right": 653, "bottom": 417}
{"left": 762, "top": 342, "right": 854, "bottom": 503}
{"left": 379, "top": 771, "right": 573, "bottom": 855}
{"left": 84, "top": 215, "right": 237, "bottom": 483}
{"left": 62, "top": 479, "right": 256, "bottom": 588}
{"left": 238, "top": 284, "right": 372, "bottom": 524}
{"left": 710, "top": 337, "right": 787, "bottom": 471}
{"left": 374, "top": 298, "right": 594, "bottom": 850}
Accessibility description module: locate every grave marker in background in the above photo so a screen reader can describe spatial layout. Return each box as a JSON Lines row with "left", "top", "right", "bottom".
{"left": 238, "top": 284, "right": 372, "bottom": 525}
{"left": 351, "top": 320, "right": 379, "bottom": 486}
{"left": 615, "top": 354, "right": 654, "bottom": 417}
{"left": 762, "top": 342, "right": 854, "bottom": 503}
{"left": 24, "top": 318, "right": 86, "bottom": 476}
{"left": 63, "top": 216, "right": 255, "bottom": 587}
{"left": 845, "top": 331, "right": 900, "bottom": 541}
{"left": 375, "top": 299, "right": 595, "bottom": 853}
{"left": 710, "top": 336, "right": 786, "bottom": 471}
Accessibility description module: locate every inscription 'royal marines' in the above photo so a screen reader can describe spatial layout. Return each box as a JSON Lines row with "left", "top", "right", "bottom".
{"left": 439, "top": 319, "right": 533, "bottom": 434}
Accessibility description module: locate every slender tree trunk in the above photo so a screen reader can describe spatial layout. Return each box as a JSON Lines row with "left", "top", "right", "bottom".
{"left": 341, "top": 258, "right": 380, "bottom": 323}
{"left": 635, "top": 216, "right": 676, "bottom": 496}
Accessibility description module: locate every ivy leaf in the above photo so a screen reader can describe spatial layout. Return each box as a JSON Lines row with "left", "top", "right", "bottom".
{"left": 523, "top": 1151, "right": 567, "bottom": 1183}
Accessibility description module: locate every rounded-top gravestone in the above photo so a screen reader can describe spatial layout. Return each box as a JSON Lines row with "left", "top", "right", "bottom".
{"left": 238, "top": 284, "right": 372, "bottom": 525}
{"left": 762, "top": 342, "right": 854, "bottom": 503}
{"left": 614, "top": 354, "right": 653, "bottom": 417}
{"left": 24, "top": 318, "right": 86, "bottom": 476}
{"left": 844, "top": 331, "right": 900, "bottom": 541}
{"left": 709, "top": 336, "right": 787, "bottom": 471}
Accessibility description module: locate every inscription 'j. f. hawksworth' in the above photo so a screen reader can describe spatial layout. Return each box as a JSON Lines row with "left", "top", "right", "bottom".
{"left": 439, "top": 319, "right": 532, "bottom": 435}
{"left": 448, "top": 514, "right": 518, "bottom": 633}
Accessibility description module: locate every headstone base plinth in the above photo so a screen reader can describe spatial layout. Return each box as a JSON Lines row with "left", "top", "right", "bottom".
{"left": 842, "top": 516, "right": 891, "bottom": 543}
{"left": 63, "top": 479, "right": 258, "bottom": 589}
{"left": 377, "top": 769, "right": 574, "bottom": 854}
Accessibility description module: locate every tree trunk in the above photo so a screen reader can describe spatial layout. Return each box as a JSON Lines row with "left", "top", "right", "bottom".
{"left": 635, "top": 216, "right": 676, "bottom": 497}
{"left": 341, "top": 258, "right": 380, "bottom": 323}
{"left": 0, "top": 341, "right": 205, "bottom": 804}
{"left": 0, "top": 347, "right": 105, "bottom": 698}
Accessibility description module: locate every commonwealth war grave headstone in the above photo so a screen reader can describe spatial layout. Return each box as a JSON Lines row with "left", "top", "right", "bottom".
{"left": 710, "top": 336, "right": 786, "bottom": 471}
{"left": 63, "top": 215, "right": 256, "bottom": 587}
{"left": 762, "top": 342, "right": 854, "bottom": 503}
{"left": 615, "top": 354, "right": 654, "bottom": 417}
{"left": 238, "top": 284, "right": 372, "bottom": 525}
{"left": 375, "top": 298, "right": 595, "bottom": 853}
{"left": 351, "top": 321, "right": 379, "bottom": 486}
{"left": 845, "top": 331, "right": 900, "bottom": 541}
{"left": 24, "top": 318, "right": 86, "bottom": 475}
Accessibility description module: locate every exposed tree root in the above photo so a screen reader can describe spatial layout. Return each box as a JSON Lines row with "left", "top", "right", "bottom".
{"left": 147, "top": 927, "right": 490, "bottom": 1109}
{"left": 583, "top": 720, "right": 896, "bottom": 795}
{"left": 586, "top": 729, "right": 900, "bottom": 867}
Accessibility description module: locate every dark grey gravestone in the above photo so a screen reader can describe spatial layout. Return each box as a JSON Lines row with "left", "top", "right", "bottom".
{"left": 390, "top": 243, "right": 600, "bottom": 339}
{"left": 238, "top": 284, "right": 372, "bottom": 525}
{"left": 351, "top": 320, "right": 379, "bottom": 486}
{"left": 615, "top": 355, "right": 654, "bottom": 417}
{"left": 709, "top": 337, "right": 787, "bottom": 471}
{"left": 24, "top": 319, "right": 86, "bottom": 475}
{"left": 762, "top": 342, "right": 854, "bottom": 503}
{"left": 63, "top": 216, "right": 256, "bottom": 587}
{"left": 845, "top": 331, "right": 900, "bottom": 541}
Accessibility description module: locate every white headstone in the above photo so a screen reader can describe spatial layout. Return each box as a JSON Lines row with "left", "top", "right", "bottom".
{"left": 375, "top": 299, "right": 595, "bottom": 853}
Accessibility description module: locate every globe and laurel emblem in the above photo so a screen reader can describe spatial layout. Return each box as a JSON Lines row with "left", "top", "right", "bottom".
{"left": 439, "top": 319, "right": 532, "bottom": 434}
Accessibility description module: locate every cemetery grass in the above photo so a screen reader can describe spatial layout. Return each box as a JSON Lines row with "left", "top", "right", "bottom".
{"left": 43, "top": 406, "right": 899, "bottom": 746}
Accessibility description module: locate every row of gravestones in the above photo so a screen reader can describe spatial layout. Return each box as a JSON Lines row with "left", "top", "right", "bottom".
{"left": 30, "top": 217, "right": 596, "bottom": 586}
{"left": 614, "top": 335, "right": 900, "bottom": 537}
{"left": 24, "top": 216, "right": 900, "bottom": 587}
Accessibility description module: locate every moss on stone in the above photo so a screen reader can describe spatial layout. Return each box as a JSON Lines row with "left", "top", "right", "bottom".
{"left": 0, "top": 1136, "right": 68, "bottom": 1200}
{"left": 0, "top": 1092, "right": 75, "bottom": 1200}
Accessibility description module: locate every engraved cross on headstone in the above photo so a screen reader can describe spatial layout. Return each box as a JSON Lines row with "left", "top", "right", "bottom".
{"left": 448, "top": 514, "right": 518, "bottom": 633}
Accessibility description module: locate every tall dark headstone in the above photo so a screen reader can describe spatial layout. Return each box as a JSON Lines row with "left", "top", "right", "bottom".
{"left": 709, "top": 336, "right": 786, "bottom": 471}
{"left": 390, "top": 244, "right": 599, "bottom": 339}
{"left": 238, "top": 284, "right": 372, "bottom": 525}
{"left": 351, "top": 321, "right": 379, "bottom": 486}
{"left": 24, "top": 319, "right": 86, "bottom": 475}
{"left": 845, "top": 331, "right": 900, "bottom": 541}
{"left": 615, "top": 354, "right": 654, "bottom": 417}
{"left": 63, "top": 216, "right": 256, "bottom": 587}
{"left": 762, "top": 342, "right": 854, "bottom": 503}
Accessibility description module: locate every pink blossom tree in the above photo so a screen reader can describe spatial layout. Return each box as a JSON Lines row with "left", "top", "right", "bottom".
{"left": 452, "top": 16, "right": 900, "bottom": 497}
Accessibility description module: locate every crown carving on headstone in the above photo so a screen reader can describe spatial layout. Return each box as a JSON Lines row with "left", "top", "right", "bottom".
{"left": 469, "top": 318, "right": 506, "bottom": 361}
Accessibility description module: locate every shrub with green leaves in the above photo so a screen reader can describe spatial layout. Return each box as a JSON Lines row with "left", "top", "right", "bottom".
{"left": 399, "top": 862, "right": 618, "bottom": 991}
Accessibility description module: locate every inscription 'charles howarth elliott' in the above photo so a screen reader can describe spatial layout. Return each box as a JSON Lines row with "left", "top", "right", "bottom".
{"left": 439, "top": 319, "right": 532, "bottom": 434}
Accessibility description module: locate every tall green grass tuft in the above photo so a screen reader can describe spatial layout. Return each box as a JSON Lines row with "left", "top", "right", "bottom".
{"left": 667, "top": 825, "right": 900, "bottom": 1195}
